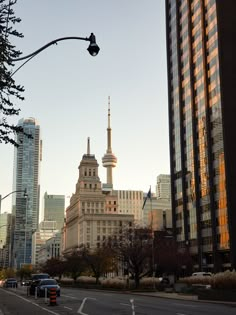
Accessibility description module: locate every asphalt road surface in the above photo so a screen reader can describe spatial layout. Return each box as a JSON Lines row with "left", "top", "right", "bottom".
{"left": 0, "top": 286, "right": 236, "bottom": 315}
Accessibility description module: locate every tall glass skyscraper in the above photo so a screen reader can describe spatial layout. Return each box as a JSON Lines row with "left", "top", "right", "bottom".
{"left": 12, "top": 117, "right": 42, "bottom": 268}
{"left": 166, "top": 0, "right": 236, "bottom": 271}
{"left": 44, "top": 192, "right": 65, "bottom": 230}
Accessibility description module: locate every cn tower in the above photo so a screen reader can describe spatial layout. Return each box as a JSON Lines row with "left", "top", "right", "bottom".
{"left": 102, "top": 96, "right": 117, "bottom": 186}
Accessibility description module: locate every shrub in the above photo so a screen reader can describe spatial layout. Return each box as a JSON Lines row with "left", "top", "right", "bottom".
{"left": 179, "top": 270, "right": 236, "bottom": 290}
{"left": 211, "top": 270, "right": 236, "bottom": 290}
{"left": 76, "top": 276, "right": 96, "bottom": 284}
{"left": 179, "top": 275, "right": 211, "bottom": 285}
{"left": 101, "top": 278, "right": 126, "bottom": 289}
{"left": 139, "top": 277, "right": 160, "bottom": 289}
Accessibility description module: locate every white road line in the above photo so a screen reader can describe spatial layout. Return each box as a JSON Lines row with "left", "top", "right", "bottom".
{"left": 176, "top": 313, "right": 188, "bottom": 315}
{"left": 61, "top": 294, "right": 78, "bottom": 299}
{"left": 40, "top": 306, "right": 60, "bottom": 315}
{"left": 120, "top": 303, "right": 130, "bottom": 306}
{"left": 64, "top": 306, "right": 73, "bottom": 310}
{"left": 172, "top": 303, "right": 198, "bottom": 307}
{"left": 77, "top": 297, "right": 96, "bottom": 314}
{"left": 130, "top": 299, "right": 135, "bottom": 315}
{"left": 0, "top": 288, "right": 60, "bottom": 315}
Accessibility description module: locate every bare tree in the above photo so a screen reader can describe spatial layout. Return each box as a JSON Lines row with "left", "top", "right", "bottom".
{"left": 154, "top": 230, "right": 193, "bottom": 278}
{"left": 41, "top": 257, "right": 66, "bottom": 280}
{"left": 64, "top": 250, "right": 86, "bottom": 283}
{"left": 82, "top": 247, "right": 116, "bottom": 284}
{"left": 112, "top": 227, "right": 153, "bottom": 289}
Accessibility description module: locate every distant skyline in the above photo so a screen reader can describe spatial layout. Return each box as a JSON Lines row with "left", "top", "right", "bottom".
{"left": 0, "top": 0, "right": 169, "bottom": 220}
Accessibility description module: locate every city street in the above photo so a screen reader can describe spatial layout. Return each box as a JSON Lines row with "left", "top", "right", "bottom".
{"left": 0, "top": 286, "right": 236, "bottom": 315}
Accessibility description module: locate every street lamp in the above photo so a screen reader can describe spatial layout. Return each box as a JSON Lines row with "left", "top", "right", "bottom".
{"left": 0, "top": 189, "right": 28, "bottom": 212}
{"left": 10, "top": 32, "right": 100, "bottom": 76}
{"left": 0, "top": 189, "right": 27, "bottom": 202}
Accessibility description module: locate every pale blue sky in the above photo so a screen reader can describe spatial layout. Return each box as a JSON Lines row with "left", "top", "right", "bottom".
{"left": 0, "top": 0, "right": 169, "bottom": 219}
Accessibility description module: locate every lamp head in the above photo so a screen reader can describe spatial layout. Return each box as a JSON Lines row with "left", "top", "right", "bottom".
{"left": 23, "top": 188, "right": 28, "bottom": 198}
{"left": 87, "top": 33, "right": 100, "bottom": 56}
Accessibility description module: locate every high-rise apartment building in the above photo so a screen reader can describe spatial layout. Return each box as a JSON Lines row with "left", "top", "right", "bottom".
{"left": 166, "top": 0, "right": 236, "bottom": 271}
{"left": 12, "top": 117, "right": 42, "bottom": 268}
{"left": 156, "top": 174, "right": 171, "bottom": 199}
{"left": 0, "top": 212, "right": 11, "bottom": 268}
{"left": 113, "top": 190, "right": 143, "bottom": 225}
{"left": 44, "top": 192, "right": 65, "bottom": 230}
{"left": 31, "top": 221, "right": 58, "bottom": 267}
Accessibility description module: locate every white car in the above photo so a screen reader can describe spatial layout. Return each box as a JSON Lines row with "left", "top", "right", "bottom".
{"left": 192, "top": 272, "right": 212, "bottom": 277}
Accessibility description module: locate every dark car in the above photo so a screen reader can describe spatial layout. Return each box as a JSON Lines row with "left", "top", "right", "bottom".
{"left": 4, "top": 278, "right": 18, "bottom": 288}
{"left": 36, "top": 279, "right": 60, "bottom": 297}
{"left": 29, "top": 273, "right": 50, "bottom": 295}
{"left": 21, "top": 279, "right": 31, "bottom": 286}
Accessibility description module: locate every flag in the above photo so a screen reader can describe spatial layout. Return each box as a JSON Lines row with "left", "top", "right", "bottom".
{"left": 142, "top": 187, "right": 151, "bottom": 210}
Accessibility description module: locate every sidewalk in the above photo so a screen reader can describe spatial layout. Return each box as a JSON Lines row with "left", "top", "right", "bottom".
{"left": 130, "top": 290, "right": 236, "bottom": 305}
{"left": 130, "top": 290, "right": 198, "bottom": 301}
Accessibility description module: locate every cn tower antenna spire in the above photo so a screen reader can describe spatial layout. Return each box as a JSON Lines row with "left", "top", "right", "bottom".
{"left": 102, "top": 96, "right": 117, "bottom": 186}
{"left": 108, "top": 96, "right": 111, "bottom": 129}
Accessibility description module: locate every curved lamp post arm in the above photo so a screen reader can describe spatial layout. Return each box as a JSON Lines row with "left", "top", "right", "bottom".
{"left": 10, "top": 33, "right": 99, "bottom": 77}
{"left": 0, "top": 189, "right": 27, "bottom": 201}
{"left": 11, "top": 33, "right": 100, "bottom": 62}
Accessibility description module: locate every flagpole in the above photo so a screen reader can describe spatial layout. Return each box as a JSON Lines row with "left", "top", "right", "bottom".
{"left": 150, "top": 186, "right": 155, "bottom": 290}
{"left": 142, "top": 186, "right": 155, "bottom": 289}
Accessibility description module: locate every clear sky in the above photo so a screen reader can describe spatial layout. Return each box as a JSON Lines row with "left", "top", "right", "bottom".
{"left": 0, "top": 0, "right": 169, "bottom": 220}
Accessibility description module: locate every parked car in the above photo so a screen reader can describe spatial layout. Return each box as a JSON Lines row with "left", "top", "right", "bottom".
{"left": 29, "top": 273, "right": 50, "bottom": 295}
{"left": 192, "top": 272, "right": 212, "bottom": 277}
{"left": 36, "top": 279, "right": 60, "bottom": 297}
{"left": 4, "top": 278, "right": 18, "bottom": 288}
{"left": 21, "top": 279, "right": 31, "bottom": 286}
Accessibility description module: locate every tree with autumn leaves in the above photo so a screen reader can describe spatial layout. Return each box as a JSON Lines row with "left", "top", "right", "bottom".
{"left": 40, "top": 229, "right": 193, "bottom": 288}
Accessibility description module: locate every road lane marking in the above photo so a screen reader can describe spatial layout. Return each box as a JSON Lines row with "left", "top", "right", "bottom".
{"left": 77, "top": 297, "right": 96, "bottom": 314}
{"left": 61, "top": 294, "right": 78, "bottom": 299}
{"left": 0, "top": 288, "right": 60, "bottom": 315}
{"left": 172, "top": 303, "right": 198, "bottom": 307}
{"left": 64, "top": 306, "right": 73, "bottom": 310}
{"left": 176, "top": 313, "right": 188, "bottom": 315}
{"left": 130, "top": 299, "right": 135, "bottom": 315}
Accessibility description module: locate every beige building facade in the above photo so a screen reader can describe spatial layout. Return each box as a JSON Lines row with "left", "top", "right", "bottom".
{"left": 31, "top": 221, "right": 58, "bottom": 267}
{"left": 64, "top": 139, "right": 134, "bottom": 253}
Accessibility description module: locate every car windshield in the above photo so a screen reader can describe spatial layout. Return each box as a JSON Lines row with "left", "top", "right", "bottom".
{"left": 40, "top": 279, "right": 57, "bottom": 285}
{"left": 32, "top": 274, "right": 49, "bottom": 280}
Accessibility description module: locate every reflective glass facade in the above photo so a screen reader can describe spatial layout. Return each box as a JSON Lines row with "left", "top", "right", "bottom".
{"left": 12, "top": 118, "right": 42, "bottom": 268}
{"left": 44, "top": 192, "right": 65, "bottom": 230}
{"left": 166, "top": 0, "right": 236, "bottom": 271}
